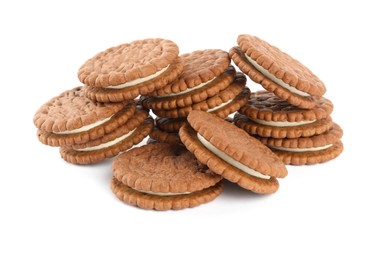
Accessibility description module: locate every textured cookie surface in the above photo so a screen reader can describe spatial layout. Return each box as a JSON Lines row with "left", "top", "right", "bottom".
{"left": 149, "top": 49, "right": 231, "bottom": 96}
{"left": 33, "top": 87, "right": 127, "bottom": 133}
{"left": 179, "top": 124, "right": 280, "bottom": 194}
{"left": 230, "top": 46, "right": 318, "bottom": 109}
{"left": 239, "top": 90, "right": 333, "bottom": 121}
{"left": 234, "top": 113, "right": 333, "bottom": 139}
{"left": 186, "top": 110, "right": 287, "bottom": 178}
{"left": 78, "top": 38, "right": 180, "bottom": 87}
{"left": 237, "top": 35, "right": 326, "bottom": 96}
{"left": 155, "top": 117, "right": 187, "bottom": 133}
{"left": 149, "top": 127, "right": 181, "bottom": 143}
{"left": 112, "top": 143, "right": 222, "bottom": 193}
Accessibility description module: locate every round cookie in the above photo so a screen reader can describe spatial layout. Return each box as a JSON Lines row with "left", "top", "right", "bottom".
{"left": 151, "top": 73, "right": 250, "bottom": 119}
{"left": 258, "top": 123, "right": 344, "bottom": 165}
{"left": 233, "top": 90, "right": 334, "bottom": 138}
{"left": 141, "top": 66, "right": 236, "bottom": 110}
{"left": 111, "top": 143, "right": 223, "bottom": 210}
{"left": 230, "top": 34, "right": 326, "bottom": 109}
{"left": 34, "top": 87, "right": 136, "bottom": 147}
{"left": 59, "top": 108, "right": 153, "bottom": 165}
{"left": 148, "top": 49, "right": 231, "bottom": 97}
{"left": 78, "top": 38, "right": 184, "bottom": 102}
{"left": 179, "top": 110, "right": 288, "bottom": 194}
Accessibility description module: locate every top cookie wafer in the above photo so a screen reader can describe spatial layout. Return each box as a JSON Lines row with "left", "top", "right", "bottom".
{"left": 33, "top": 87, "right": 127, "bottom": 133}
{"left": 149, "top": 49, "right": 231, "bottom": 96}
{"left": 78, "top": 38, "right": 179, "bottom": 88}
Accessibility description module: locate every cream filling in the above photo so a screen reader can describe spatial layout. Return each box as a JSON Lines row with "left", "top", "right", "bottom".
{"left": 106, "top": 65, "right": 170, "bottom": 89}
{"left": 269, "top": 144, "right": 333, "bottom": 152}
{"left": 197, "top": 133, "right": 271, "bottom": 180}
{"left": 244, "top": 54, "right": 310, "bottom": 97}
{"left": 74, "top": 128, "right": 136, "bottom": 152}
{"left": 250, "top": 118, "right": 315, "bottom": 127}
{"left": 136, "top": 190, "right": 192, "bottom": 196}
{"left": 164, "top": 77, "right": 216, "bottom": 97}
{"left": 207, "top": 98, "right": 233, "bottom": 112}
{"left": 53, "top": 116, "right": 112, "bottom": 134}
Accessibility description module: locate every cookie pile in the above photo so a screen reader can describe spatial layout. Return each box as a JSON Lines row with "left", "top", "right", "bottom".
{"left": 141, "top": 49, "right": 250, "bottom": 143}
{"left": 230, "top": 35, "right": 343, "bottom": 165}
{"left": 33, "top": 35, "right": 343, "bottom": 211}
{"left": 33, "top": 38, "right": 185, "bottom": 164}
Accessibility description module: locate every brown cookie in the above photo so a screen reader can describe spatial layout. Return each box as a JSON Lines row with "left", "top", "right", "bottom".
{"left": 59, "top": 109, "right": 153, "bottom": 165}
{"left": 230, "top": 34, "right": 326, "bottom": 109}
{"left": 152, "top": 74, "right": 250, "bottom": 118}
{"left": 141, "top": 66, "right": 236, "bottom": 109}
{"left": 148, "top": 49, "right": 231, "bottom": 97}
{"left": 78, "top": 38, "right": 184, "bottom": 102}
{"left": 239, "top": 90, "right": 333, "bottom": 122}
{"left": 179, "top": 111, "right": 287, "bottom": 194}
{"left": 34, "top": 87, "right": 136, "bottom": 147}
{"left": 155, "top": 117, "right": 187, "bottom": 133}
{"left": 233, "top": 113, "right": 333, "bottom": 139}
{"left": 258, "top": 123, "right": 344, "bottom": 165}
{"left": 111, "top": 143, "right": 223, "bottom": 210}
{"left": 149, "top": 126, "right": 181, "bottom": 144}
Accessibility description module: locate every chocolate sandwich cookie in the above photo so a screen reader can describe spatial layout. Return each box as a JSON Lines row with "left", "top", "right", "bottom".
{"left": 147, "top": 49, "right": 232, "bottom": 98}
{"left": 155, "top": 117, "right": 187, "bottom": 133}
{"left": 233, "top": 91, "right": 333, "bottom": 138}
{"left": 230, "top": 34, "right": 326, "bottom": 109}
{"left": 151, "top": 73, "right": 250, "bottom": 119}
{"left": 179, "top": 110, "right": 288, "bottom": 194}
{"left": 60, "top": 107, "right": 153, "bottom": 164}
{"left": 34, "top": 87, "right": 136, "bottom": 147}
{"left": 258, "top": 123, "right": 344, "bottom": 165}
{"left": 79, "top": 38, "right": 184, "bottom": 102}
{"left": 111, "top": 143, "right": 223, "bottom": 210}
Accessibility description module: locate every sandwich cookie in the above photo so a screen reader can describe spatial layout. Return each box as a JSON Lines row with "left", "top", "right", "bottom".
{"left": 78, "top": 38, "right": 184, "bottom": 102}
{"left": 179, "top": 111, "right": 288, "bottom": 194}
{"left": 258, "top": 123, "right": 344, "bottom": 165}
{"left": 151, "top": 73, "right": 250, "bottom": 119}
{"left": 34, "top": 87, "right": 136, "bottom": 147}
{"left": 234, "top": 91, "right": 333, "bottom": 138}
{"left": 111, "top": 143, "right": 223, "bottom": 210}
{"left": 142, "top": 50, "right": 235, "bottom": 110}
{"left": 146, "top": 49, "right": 232, "bottom": 98}
{"left": 60, "top": 107, "right": 153, "bottom": 164}
{"left": 230, "top": 34, "right": 326, "bottom": 109}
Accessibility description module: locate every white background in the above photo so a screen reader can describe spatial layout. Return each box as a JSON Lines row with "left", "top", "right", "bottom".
{"left": 1, "top": 0, "right": 374, "bottom": 259}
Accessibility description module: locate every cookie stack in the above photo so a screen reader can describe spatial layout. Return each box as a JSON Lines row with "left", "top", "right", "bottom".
{"left": 230, "top": 34, "right": 343, "bottom": 165}
{"left": 34, "top": 38, "right": 185, "bottom": 164}
{"left": 140, "top": 49, "right": 250, "bottom": 143}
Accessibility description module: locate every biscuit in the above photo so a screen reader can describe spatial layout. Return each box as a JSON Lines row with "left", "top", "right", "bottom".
{"left": 59, "top": 108, "right": 153, "bottom": 164}
{"left": 111, "top": 143, "right": 223, "bottom": 210}
{"left": 34, "top": 87, "right": 136, "bottom": 147}
{"left": 179, "top": 111, "right": 287, "bottom": 194}
{"left": 258, "top": 123, "right": 344, "bottom": 165}
{"left": 78, "top": 38, "right": 184, "bottom": 102}
{"left": 141, "top": 66, "right": 236, "bottom": 110}
{"left": 147, "top": 49, "right": 231, "bottom": 97}
{"left": 230, "top": 35, "right": 326, "bottom": 109}
{"left": 152, "top": 73, "right": 250, "bottom": 118}
{"left": 233, "top": 90, "right": 334, "bottom": 138}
